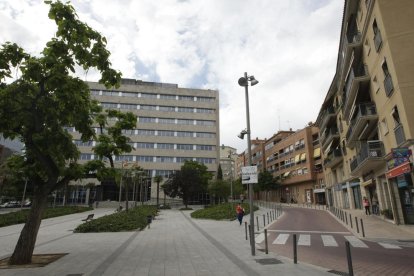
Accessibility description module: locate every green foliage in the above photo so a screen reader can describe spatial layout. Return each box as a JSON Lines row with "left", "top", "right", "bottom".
{"left": 0, "top": 206, "right": 92, "bottom": 228}
{"left": 208, "top": 179, "right": 230, "bottom": 203}
{"left": 190, "top": 203, "right": 254, "bottom": 220}
{"left": 163, "top": 161, "right": 212, "bottom": 207}
{"left": 217, "top": 164, "right": 223, "bottom": 180}
{"left": 74, "top": 205, "right": 158, "bottom": 232}
{"left": 257, "top": 170, "right": 279, "bottom": 191}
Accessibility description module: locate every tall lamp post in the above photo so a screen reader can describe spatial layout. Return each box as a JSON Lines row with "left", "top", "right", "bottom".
{"left": 238, "top": 72, "right": 258, "bottom": 256}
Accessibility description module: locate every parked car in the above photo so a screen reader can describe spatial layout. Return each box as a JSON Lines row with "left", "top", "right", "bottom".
{"left": 0, "top": 201, "right": 20, "bottom": 208}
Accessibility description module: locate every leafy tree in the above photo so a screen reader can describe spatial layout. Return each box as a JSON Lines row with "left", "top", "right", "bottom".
{"left": 257, "top": 170, "right": 279, "bottom": 201}
{"left": 153, "top": 175, "right": 163, "bottom": 207}
{"left": 0, "top": 1, "right": 121, "bottom": 265}
{"left": 217, "top": 164, "right": 223, "bottom": 180}
{"left": 208, "top": 179, "right": 230, "bottom": 204}
{"left": 232, "top": 177, "right": 247, "bottom": 201}
{"left": 163, "top": 161, "right": 212, "bottom": 208}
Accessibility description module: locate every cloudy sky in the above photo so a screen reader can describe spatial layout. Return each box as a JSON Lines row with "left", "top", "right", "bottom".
{"left": 0, "top": 0, "right": 343, "bottom": 153}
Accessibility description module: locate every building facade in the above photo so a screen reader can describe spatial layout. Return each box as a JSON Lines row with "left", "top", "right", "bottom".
{"left": 219, "top": 145, "right": 237, "bottom": 181}
{"left": 264, "top": 126, "right": 325, "bottom": 204}
{"left": 71, "top": 79, "right": 220, "bottom": 203}
{"left": 317, "top": 0, "right": 414, "bottom": 224}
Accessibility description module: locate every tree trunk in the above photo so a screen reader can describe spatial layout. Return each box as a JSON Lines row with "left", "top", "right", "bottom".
{"left": 8, "top": 188, "right": 48, "bottom": 265}
{"left": 125, "top": 177, "right": 129, "bottom": 212}
{"left": 156, "top": 181, "right": 160, "bottom": 207}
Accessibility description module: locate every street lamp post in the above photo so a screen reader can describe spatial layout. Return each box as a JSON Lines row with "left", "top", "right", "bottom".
{"left": 238, "top": 72, "right": 258, "bottom": 256}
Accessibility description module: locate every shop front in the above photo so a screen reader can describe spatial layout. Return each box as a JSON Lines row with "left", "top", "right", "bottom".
{"left": 350, "top": 182, "right": 362, "bottom": 209}
{"left": 314, "top": 188, "right": 326, "bottom": 205}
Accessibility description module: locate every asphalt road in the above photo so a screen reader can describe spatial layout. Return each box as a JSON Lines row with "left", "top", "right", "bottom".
{"left": 256, "top": 207, "right": 414, "bottom": 275}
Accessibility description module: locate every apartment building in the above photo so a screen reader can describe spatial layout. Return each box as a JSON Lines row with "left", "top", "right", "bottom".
{"left": 219, "top": 145, "right": 237, "bottom": 181}
{"left": 70, "top": 78, "right": 220, "bottom": 203}
{"left": 317, "top": 0, "right": 414, "bottom": 224}
{"left": 264, "top": 126, "right": 324, "bottom": 204}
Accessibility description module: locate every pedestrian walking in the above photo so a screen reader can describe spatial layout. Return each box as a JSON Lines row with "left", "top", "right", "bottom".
{"left": 236, "top": 204, "right": 245, "bottom": 225}
{"left": 372, "top": 196, "right": 379, "bottom": 215}
{"left": 363, "top": 197, "right": 370, "bottom": 215}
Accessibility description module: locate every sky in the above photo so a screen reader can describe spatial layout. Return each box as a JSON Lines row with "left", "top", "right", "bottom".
{"left": 0, "top": 0, "right": 343, "bottom": 153}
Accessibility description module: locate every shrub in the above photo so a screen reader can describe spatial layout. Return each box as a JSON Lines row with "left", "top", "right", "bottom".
{"left": 158, "top": 204, "right": 171, "bottom": 209}
{"left": 0, "top": 206, "right": 93, "bottom": 228}
{"left": 191, "top": 203, "right": 256, "bottom": 220}
{"left": 74, "top": 205, "right": 157, "bottom": 233}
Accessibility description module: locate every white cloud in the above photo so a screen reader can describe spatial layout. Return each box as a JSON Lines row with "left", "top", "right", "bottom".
{"left": 0, "top": 0, "right": 343, "bottom": 153}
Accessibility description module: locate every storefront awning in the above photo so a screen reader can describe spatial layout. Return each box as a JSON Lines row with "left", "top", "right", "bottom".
{"left": 313, "top": 148, "right": 321, "bottom": 158}
{"left": 284, "top": 171, "right": 290, "bottom": 177}
{"left": 386, "top": 162, "right": 411, "bottom": 179}
{"left": 294, "top": 154, "right": 300, "bottom": 163}
{"left": 300, "top": 153, "right": 306, "bottom": 161}
{"left": 314, "top": 188, "right": 325, "bottom": 193}
{"left": 361, "top": 179, "right": 373, "bottom": 187}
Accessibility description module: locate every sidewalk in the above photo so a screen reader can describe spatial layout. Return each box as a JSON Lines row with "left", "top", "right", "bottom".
{"left": 0, "top": 206, "right": 333, "bottom": 276}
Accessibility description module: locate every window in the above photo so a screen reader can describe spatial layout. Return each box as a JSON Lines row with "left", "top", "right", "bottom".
{"left": 137, "top": 156, "right": 153, "bottom": 162}
{"left": 159, "top": 94, "right": 176, "bottom": 100}
{"left": 196, "top": 132, "right": 215, "bottom": 138}
{"left": 155, "top": 170, "right": 175, "bottom": 177}
{"left": 176, "top": 157, "right": 193, "bottom": 163}
{"left": 90, "top": 90, "right": 100, "bottom": 96}
{"left": 101, "top": 102, "right": 118, "bottom": 109}
{"left": 140, "top": 105, "right": 157, "bottom": 111}
{"left": 197, "top": 97, "right": 214, "bottom": 102}
{"left": 177, "top": 131, "right": 193, "bottom": 137}
{"left": 178, "top": 95, "right": 194, "bottom": 101}
{"left": 141, "top": 93, "right": 157, "bottom": 99}
{"left": 120, "top": 103, "right": 137, "bottom": 110}
{"left": 73, "top": 140, "right": 93, "bottom": 147}
{"left": 80, "top": 153, "right": 93, "bottom": 160}
{"left": 382, "top": 60, "right": 394, "bottom": 96}
{"left": 102, "top": 91, "right": 119, "bottom": 97}
{"left": 158, "top": 118, "right": 175, "bottom": 124}
{"left": 137, "top": 129, "right": 155, "bottom": 136}
{"left": 373, "top": 19, "right": 382, "bottom": 52}
{"left": 177, "top": 144, "right": 193, "bottom": 150}
{"left": 196, "top": 145, "right": 215, "bottom": 151}
{"left": 391, "top": 106, "right": 401, "bottom": 126}
{"left": 196, "top": 120, "right": 214, "bottom": 126}
{"left": 122, "top": 92, "right": 137, "bottom": 97}
{"left": 177, "top": 119, "right": 193, "bottom": 125}
{"left": 158, "top": 130, "right": 174, "bottom": 137}
{"left": 196, "top": 108, "right": 214, "bottom": 114}
{"left": 157, "top": 143, "right": 174, "bottom": 150}
{"left": 136, "top": 142, "right": 155, "bottom": 149}
{"left": 177, "top": 107, "right": 194, "bottom": 113}
{"left": 159, "top": 106, "right": 175, "bottom": 112}
{"left": 121, "top": 129, "right": 135, "bottom": 135}
{"left": 139, "top": 117, "right": 156, "bottom": 123}
{"left": 115, "top": 155, "right": 134, "bottom": 162}
{"left": 156, "top": 156, "right": 174, "bottom": 163}
{"left": 195, "top": 157, "right": 215, "bottom": 164}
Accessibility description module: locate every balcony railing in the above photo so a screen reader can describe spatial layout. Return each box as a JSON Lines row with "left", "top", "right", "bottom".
{"left": 344, "top": 63, "right": 368, "bottom": 99}
{"left": 350, "top": 140, "right": 384, "bottom": 173}
{"left": 347, "top": 31, "right": 362, "bottom": 45}
{"left": 384, "top": 74, "right": 394, "bottom": 97}
{"left": 374, "top": 30, "right": 383, "bottom": 52}
{"left": 346, "top": 102, "right": 378, "bottom": 142}
{"left": 323, "top": 148, "right": 343, "bottom": 168}
{"left": 321, "top": 127, "right": 339, "bottom": 146}
{"left": 394, "top": 124, "right": 406, "bottom": 146}
{"left": 320, "top": 106, "right": 337, "bottom": 130}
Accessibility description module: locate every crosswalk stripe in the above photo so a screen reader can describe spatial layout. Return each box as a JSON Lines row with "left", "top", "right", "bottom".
{"left": 321, "top": 235, "right": 338, "bottom": 247}
{"left": 255, "top": 233, "right": 265, "bottom": 244}
{"left": 344, "top": 236, "right": 368, "bottom": 248}
{"left": 298, "top": 234, "right": 311, "bottom": 246}
{"left": 378, "top": 242, "right": 402, "bottom": 249}
{"left": 273, "top": 233, "right": 289, "bottom": 244}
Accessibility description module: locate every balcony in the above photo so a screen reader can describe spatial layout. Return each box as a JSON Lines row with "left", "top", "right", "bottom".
{"left": 343, "top": 64, "right": 370, "bottom": 117}
{"left": 319, "top": 106, "right": 337, "bottom": 130}
{"left": 346, "top": 31, "right": 362, "bottom": 48}
{"left": 323, "top": 148, "right": 343, "bottom": 168}
{"left": 321, "top": 127, "right": 340, "bottom": 150}
{"left": 374, "top": 30, "right": 383, "bottom": 52}
{"left": 394, "top": 124, "right": 406, "bottom": 146}
{"left": 346, "top": 103, "right": 378, "bottom": 147}
{"left": 384, "top": 74, "right": 394, "bottom": 97}
{"left": 350, "top": 140, "right": 385, "bottom": 176}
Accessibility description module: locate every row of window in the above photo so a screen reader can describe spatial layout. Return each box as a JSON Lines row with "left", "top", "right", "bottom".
{"left": 91, "top": 90, "right": 215, "bottom": 102}
{"left": 100, "top": 102, "right": 214, "bottom": 114}
{"left": 73, "top": 140, "right": 216, "bottom": 151}
{"left": 138, "top": 117, "right": 215, "bottom": 126}
{"left": 79, "top": 154, "right": 216, "bottom": 164}
{"left": 65, "top": 127, "right": 216, "bottom": 138}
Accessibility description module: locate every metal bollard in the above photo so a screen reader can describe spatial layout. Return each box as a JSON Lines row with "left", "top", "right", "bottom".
{"left": 245, "top": 222, "right": 248, "bottom": 240}
{"left": 345, "top": 241, "right": 354, "bottom": 276}
{"left": 345, "top": 212, "right": 348, "bottom": 225}
{"left": 267, "top": 212, "right": 270, "bottom": 224}
{"left": 248, "top": 224, "right": 252, "bottom": 242}
{"left": 350, "top": 214, "right": 353, "bottom": 228}
{"left": 256, "top": 216, "right": 259, "bottom": 231}
{"left": 264, "top": 229, "right": 269, "bottom": 254}
{"left": 360, "top": 218, "right": 365, "bottom": 237}
{"left": 355, "top": 217, "right": 359, "bottom": 233}
{"left": 293, "top": 234, "right": 297, "bottom": 264}
{"left": 263, "top": 214, "right": 266, "bottom": 226}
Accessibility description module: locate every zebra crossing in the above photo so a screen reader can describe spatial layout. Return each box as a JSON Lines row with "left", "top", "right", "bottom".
{"left": 254, "top": 232, "right": 402, "bottom": 249}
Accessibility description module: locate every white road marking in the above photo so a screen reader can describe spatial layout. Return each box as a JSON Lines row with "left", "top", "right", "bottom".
{"left": 267, "top": 230, "right": 351, "bottom": 234}
{"left": 273, "top": 234, "right": 289, "bottom": 244}
{"left": 298, "top": 234, "right": 311, "bottom": 246}
{"left": 321, "top": 235, "right": 338, "bottom": 247}
{"left": 255, "top": 233, "right": 265, "bottom": 244}
{"left": 378, "top": 242, "right": 401, "bottom": 249}
{"left": 344, "top": 236, "right": 368, "bottom": 248}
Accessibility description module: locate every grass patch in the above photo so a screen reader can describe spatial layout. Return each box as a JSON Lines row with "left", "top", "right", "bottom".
{"left": 190, "top": 203, "right": 257, "bottom": 220}
{"left": 74, "top": 205, "right": 158, "bottom": 233}
{"left": 0, "top": 206, "right": 93, "bottom": 228}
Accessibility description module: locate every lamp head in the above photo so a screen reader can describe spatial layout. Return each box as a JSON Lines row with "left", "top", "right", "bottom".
{"left": 249, "top": 76, "right": 259, "bottom": 86}
{"left": 238, "top": 77, "right": 248, "bottom": 87}
{"left": 237, "top": 129, "right": 248, "bottom": 139}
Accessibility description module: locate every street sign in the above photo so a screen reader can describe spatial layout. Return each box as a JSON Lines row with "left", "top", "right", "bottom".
{"left": 241, "top": 166, "right": 258, "bottom": 184}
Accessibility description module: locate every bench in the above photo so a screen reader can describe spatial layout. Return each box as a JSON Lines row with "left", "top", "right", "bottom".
{"left": 82, "top": 214, "right": 94, "bottom": 222}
